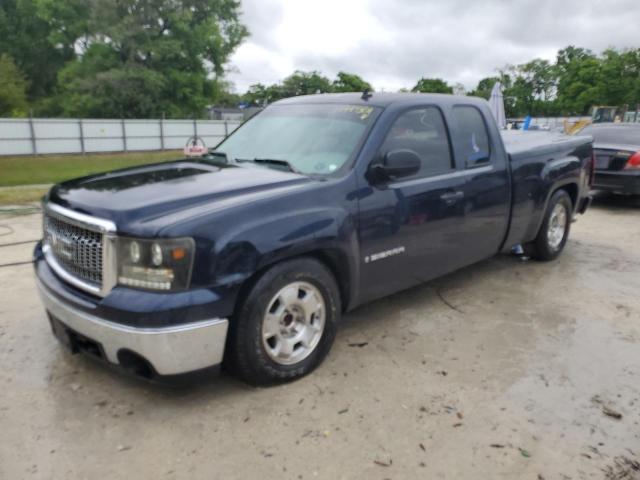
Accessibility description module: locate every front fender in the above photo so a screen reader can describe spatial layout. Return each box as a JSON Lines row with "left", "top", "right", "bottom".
{"left": 209, "top": 207, "right": 359, "bottom": 307}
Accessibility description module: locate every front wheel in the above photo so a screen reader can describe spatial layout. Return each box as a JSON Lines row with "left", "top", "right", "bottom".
{"left": 226, "top": 258, "right": 341, "bottom": 385}
{"left": 528, "top": 189, "right": 573, "bottom": 261}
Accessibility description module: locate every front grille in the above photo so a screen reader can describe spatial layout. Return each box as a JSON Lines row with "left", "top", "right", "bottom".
{"left": 44, "top": 214, "right": 103, "bottom": 286}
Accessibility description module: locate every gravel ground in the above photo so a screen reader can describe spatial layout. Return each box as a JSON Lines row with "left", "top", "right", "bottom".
{"left": 1, "top": 194, "right": 639, "bottom": 480}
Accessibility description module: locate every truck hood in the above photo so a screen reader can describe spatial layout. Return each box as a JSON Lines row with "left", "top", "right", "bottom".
{"left": 48, "top": 160, "right": 313, "bottom": 233}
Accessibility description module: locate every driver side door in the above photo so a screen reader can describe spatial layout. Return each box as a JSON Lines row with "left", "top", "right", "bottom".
{"left": 357, "top": 106, "right": 468, "bottom": 303}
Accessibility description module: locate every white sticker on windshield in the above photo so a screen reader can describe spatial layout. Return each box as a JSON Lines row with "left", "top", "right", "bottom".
{"left": 329, "top": 164, "right": 337, "bottom": 171}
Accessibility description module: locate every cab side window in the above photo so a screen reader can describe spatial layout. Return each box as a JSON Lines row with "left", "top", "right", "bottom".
{"left": 379, "top": 107, "right": 454, "bottom": 180}
{"left": 451, "top": 106, "right": 491, "bottom": 168}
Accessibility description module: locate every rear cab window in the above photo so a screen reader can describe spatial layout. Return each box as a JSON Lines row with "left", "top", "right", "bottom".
{"left": 451, "top": 106, "right": 491, "bottom": 168}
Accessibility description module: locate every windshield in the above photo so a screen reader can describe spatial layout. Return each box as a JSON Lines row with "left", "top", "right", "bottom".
{"left": 215, "top": 103, "right": 379, "bottom": 176}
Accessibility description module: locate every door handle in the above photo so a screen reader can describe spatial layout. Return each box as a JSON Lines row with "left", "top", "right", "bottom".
{"left": 440, "top": 190, "right": 464, "bottom": 205}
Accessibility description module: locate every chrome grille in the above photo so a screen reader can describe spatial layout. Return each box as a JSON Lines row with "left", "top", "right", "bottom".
{"left": 44, "top": 214, "right": 103, "bottom": 286}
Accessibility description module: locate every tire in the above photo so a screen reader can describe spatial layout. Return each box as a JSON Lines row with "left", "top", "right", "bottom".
{"left": 226, "top": 257, "right": 341, "bottom": 385}
{"left": 528, "top": 189, "right": 573, "bottom": 261}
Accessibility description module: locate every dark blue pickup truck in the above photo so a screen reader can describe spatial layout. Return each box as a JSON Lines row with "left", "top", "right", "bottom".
{"left": 34, "top": 93, "right": 593, "bottom": 385}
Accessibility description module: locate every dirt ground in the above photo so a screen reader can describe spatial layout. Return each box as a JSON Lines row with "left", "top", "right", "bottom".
{"left": 1, "top": 195, "right": 639, "bottom": 480}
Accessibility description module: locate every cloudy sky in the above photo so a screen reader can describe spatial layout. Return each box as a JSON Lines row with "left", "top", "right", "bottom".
{"left": 227, "top": 0, "right": 640, "bottom": 93}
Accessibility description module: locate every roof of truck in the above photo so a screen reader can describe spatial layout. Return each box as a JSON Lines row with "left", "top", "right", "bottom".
{"left": 274, "top": 92, "right": 488, "bottom": 109}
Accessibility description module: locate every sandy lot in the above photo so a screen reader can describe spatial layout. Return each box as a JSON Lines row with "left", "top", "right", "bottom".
{"left": 1, "top": 195, "right": 639, "bottom": 480}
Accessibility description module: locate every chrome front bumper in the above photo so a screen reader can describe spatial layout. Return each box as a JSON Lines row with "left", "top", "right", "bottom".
{"left": 36, "top": 280, "right": 229, "bottom": 376}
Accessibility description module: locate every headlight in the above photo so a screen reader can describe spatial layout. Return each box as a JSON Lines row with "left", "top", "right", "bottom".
{"left": 116, "top": 237, "right": 195, "bottom": 291}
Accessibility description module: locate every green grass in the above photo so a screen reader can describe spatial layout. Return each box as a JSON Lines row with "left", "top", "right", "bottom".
{"left": 0, "top": 186, "right": 50, "bottom": 205}
{"left": 0, "top": 150, "right": 182, "bottom": 187}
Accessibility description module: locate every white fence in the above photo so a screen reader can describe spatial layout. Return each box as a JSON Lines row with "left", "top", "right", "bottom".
{"left": 0, "top": 118, "right": 242, "bottom": 156}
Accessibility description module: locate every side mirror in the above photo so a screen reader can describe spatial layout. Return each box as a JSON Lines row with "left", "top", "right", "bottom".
{"left": 369, "top": 149, "right": 421, "bottom": 182}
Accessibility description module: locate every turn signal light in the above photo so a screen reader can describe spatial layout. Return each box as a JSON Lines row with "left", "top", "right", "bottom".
{"left": 625, "top": 152, "right": 640, "bottom": 169}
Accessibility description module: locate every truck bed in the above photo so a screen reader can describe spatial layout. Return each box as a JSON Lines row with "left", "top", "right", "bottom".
{"left": 501, "top": 130, "right": 592, "bottom": 161}
{"left": 499, "top": 129, "right": 593, "bottom": 251}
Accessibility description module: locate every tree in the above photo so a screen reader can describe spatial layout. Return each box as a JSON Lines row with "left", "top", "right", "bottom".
{"left": 211, "top": 79, "right": 242, "bottom": 108}
{"left": 0, "top": 55, "right": 29, "bottom": 116}
{"left": 411, "top": 78, "right": 453, "bottom": 94}
{"left": 42, "top": 0, "right": 248, "bottom": 117}
{"left": 0, "top": 0, "right": 67, "bottom": 103}
{"left": 599, "top": 48, "right": 640, "bottom": 109}
{"left": 468, "top": 76, "right": 500, "bottom": 100}
{"left": 554, "top": 46, "right": 603, "bottom": 114}
{"left": 243, "top": 83, "right": 284, "bottom": 106}
{"left": 280, "top": 70, "right": 332, "bottom": 97}
{"left": 332, "top": 72, "right": 373, "bottom": 93}
{"left": 469, "top": 73, "right": 520, "bottom": 117}
{"left": 243, "top": 71, "right": 373, "bottom": 106}
{"left": 516, "top": 59, "right": 556, "bottom": 102}
{"left": 56, "top": 47, "right": 168, "bottom": 117}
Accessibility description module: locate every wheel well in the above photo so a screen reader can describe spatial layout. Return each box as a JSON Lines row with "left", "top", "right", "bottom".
{"left": 557, "top": 183, "right": 578, "bottom": 208}
{"left": 305, "top": 249, "right": 351, "bottom": 311}
{"left": 233, "top": 249, "right": 351, "bottom": 317}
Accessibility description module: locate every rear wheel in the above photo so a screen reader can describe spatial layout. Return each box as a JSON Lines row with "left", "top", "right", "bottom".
{"left": 226, "top": 258, "right": 340, "bottom": 385}
{"left": 528, "top": 189, "right": 573, "bottom": 261}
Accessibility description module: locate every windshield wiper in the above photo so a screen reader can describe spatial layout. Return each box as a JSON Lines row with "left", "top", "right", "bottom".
{"left": 236, "top": 157, "right": 302, "bottom": 174}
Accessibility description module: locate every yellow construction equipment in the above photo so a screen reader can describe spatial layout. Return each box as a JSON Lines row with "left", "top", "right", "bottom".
{"left": 565, "top": 105, "right": 640, "bottom": 134}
